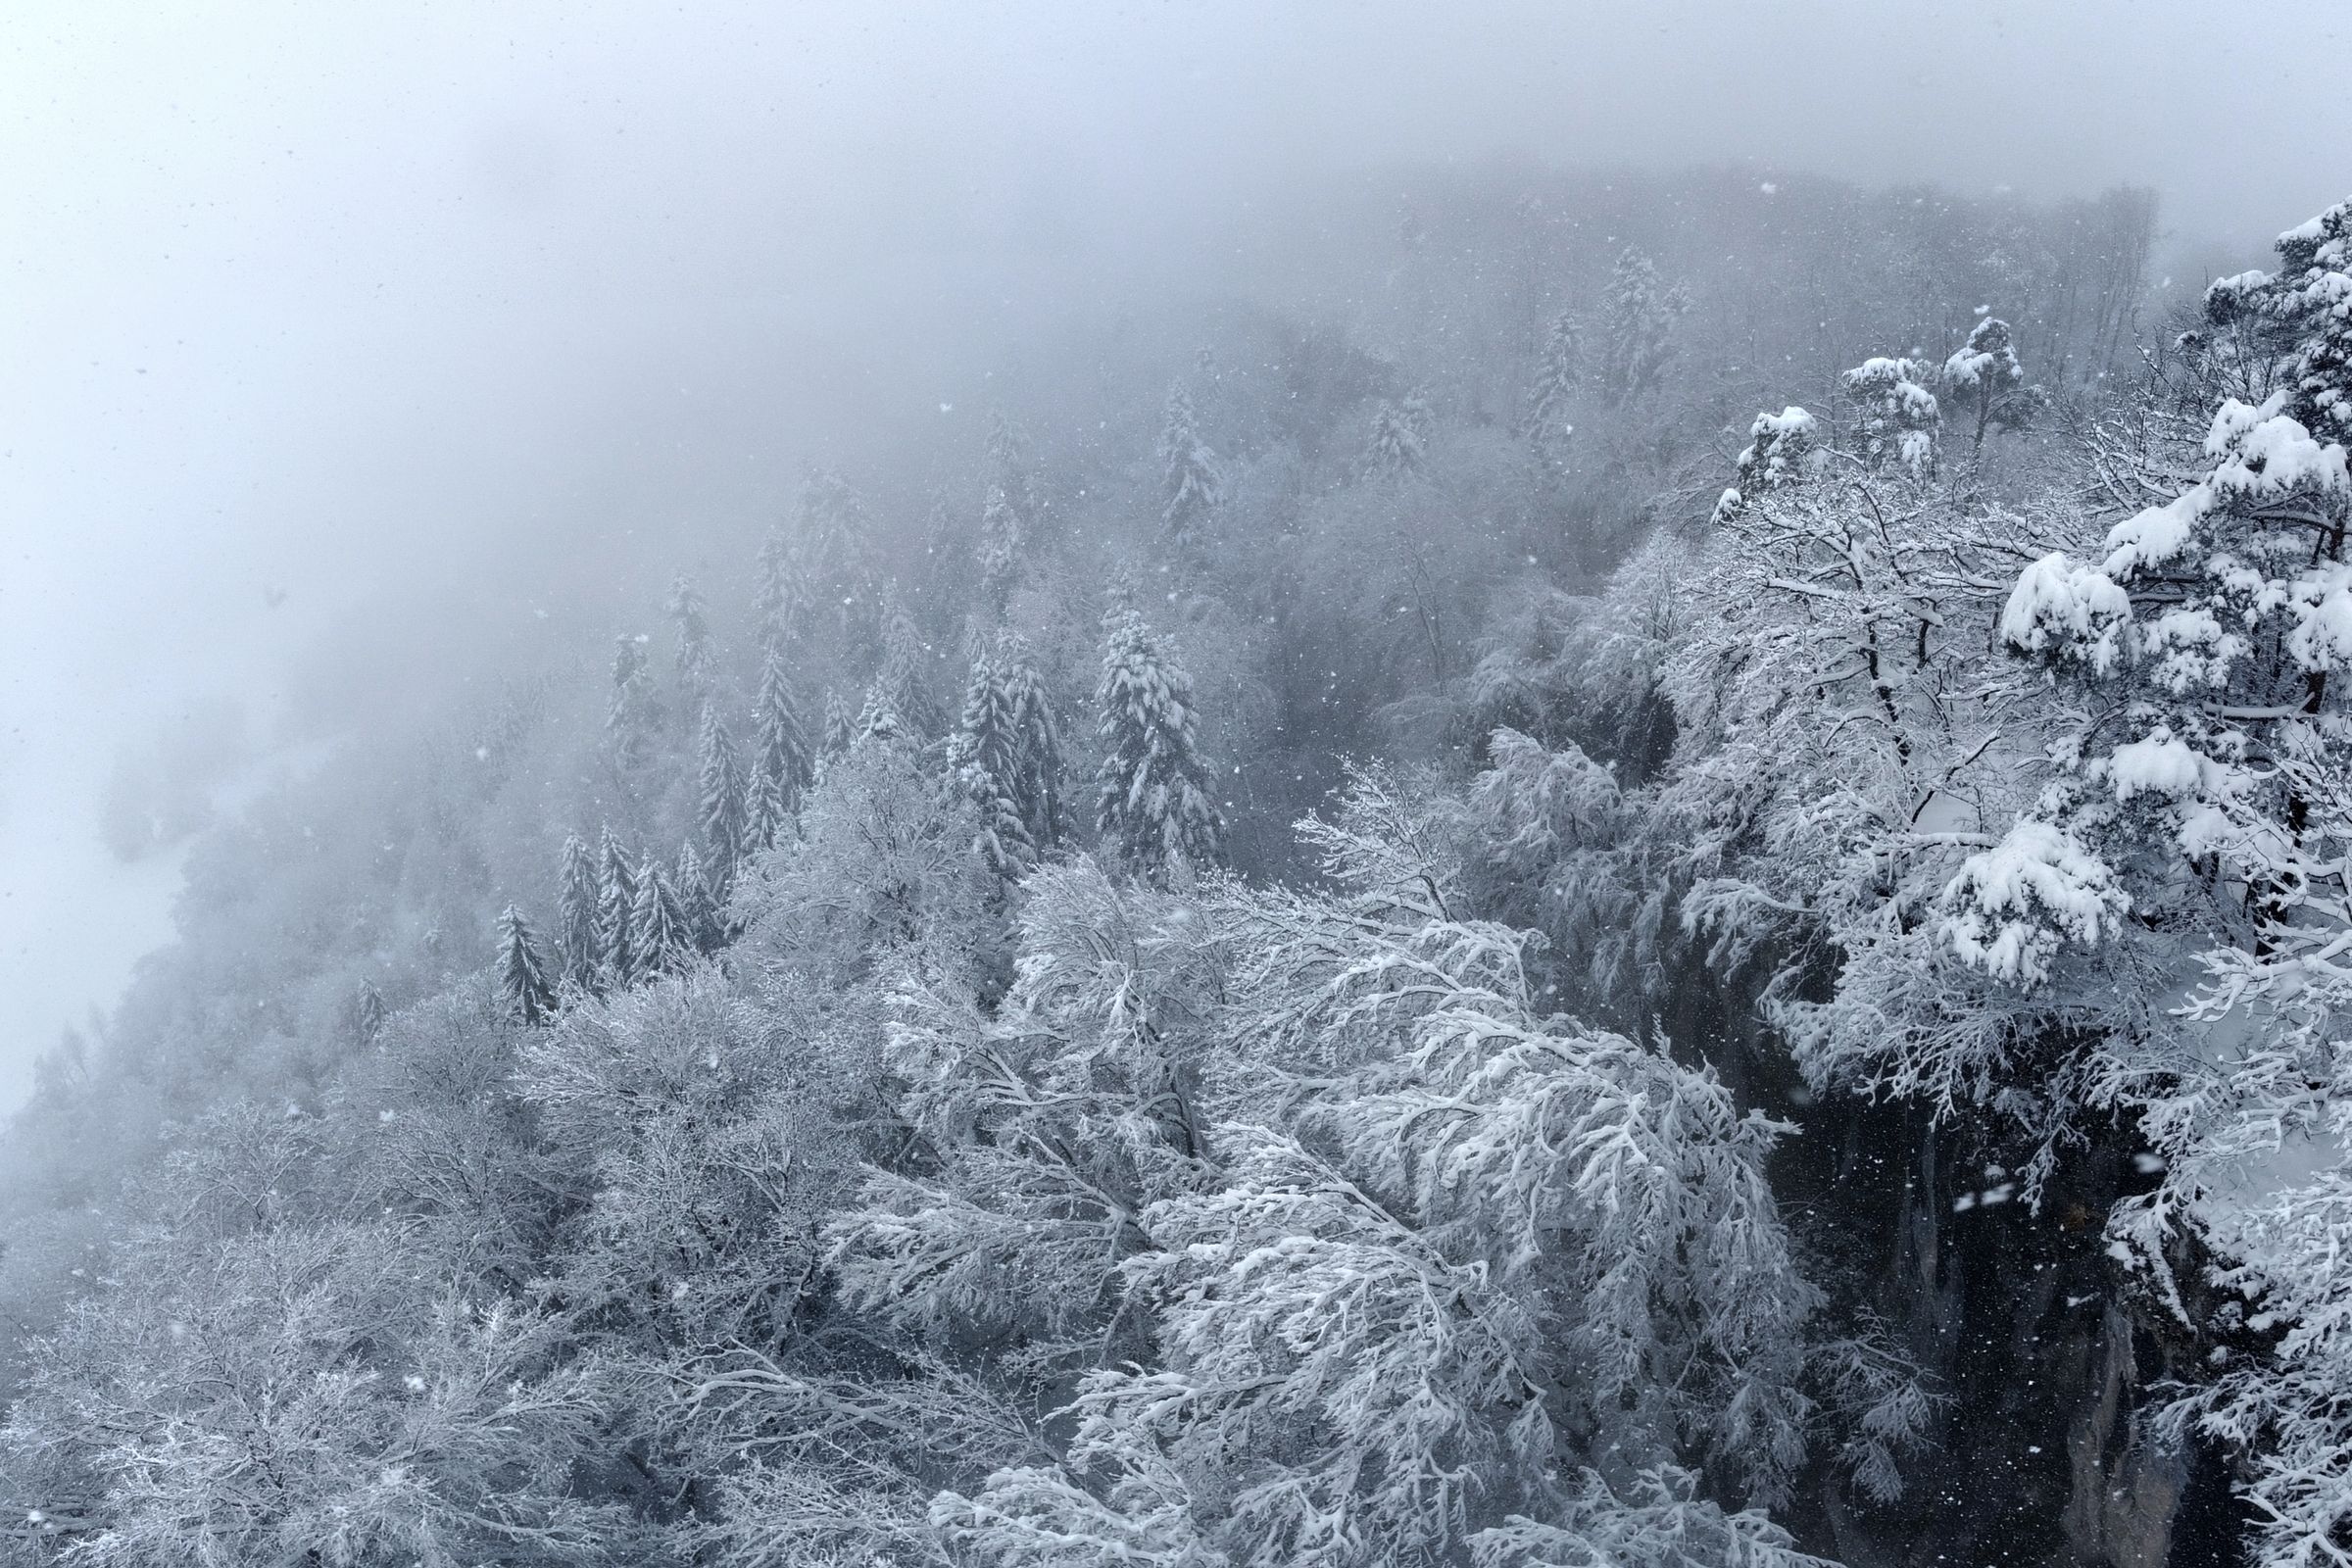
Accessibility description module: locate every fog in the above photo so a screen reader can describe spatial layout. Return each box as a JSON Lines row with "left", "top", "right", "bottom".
{"left": 1, "top": 0, "right": 2344, "bottom": 1104}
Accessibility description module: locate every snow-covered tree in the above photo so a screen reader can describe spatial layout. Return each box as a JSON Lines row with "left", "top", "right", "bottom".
{"left": 495, "top": 904, "right": 557, "bottom": 1025}
{"left": 605, "top": 633, "right": 657, "bottom": 768}
{"left": 674, "top": 841, "right": 723, "bottom": 954}
{"left": 745, "top": 645, "right": 812, "bottom": 855}
{"left": 1596, "top": 247, "right": 1689, "bottom": 404}
{"left": 666, "top": 574, "right": 714, "bottom": 713}
{"left": 1156, "top": 382, "right": 1222, "bottom": 554}
{"left": 977, "top": 482, "right": 1024, "bottom": 615}
{"left": 1841, "top": 355, "right": 1940, "bottom": 477}
{"left": 555, "top": 831, "right": 601, "bottom": 994}
{"left": 949, "top": 642, "right": 1039, "bottom": 880}
{"left": 754, "top": 522, "right": 805, "bottom": 655}
{"left": 696, "top": 706, "right": 747, "bottom": 888}
{"left": 595, "top": 825, "right": 639, "bottom": 988}
{"left": 870, "top": 582, "right": 941, "bottom": 740}
{"left": 1523, "top": 309, "right": 1582, "bottom": 446}
{"left": 1095, "top": 605, "right": 1223, "bottom": 888}
{"left": 630, "top": 858, "right": 698, "bottom": 980}
{"left": 1364, "top": 390, "right": 1431, "bottom": 482}
{"left": 1941, "top": 315, "right": 2032, "bottom": 453}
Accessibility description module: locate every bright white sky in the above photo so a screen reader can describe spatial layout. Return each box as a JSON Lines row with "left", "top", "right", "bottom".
{"left": 2, "top": 0, "right": 2345, "bottom": 1104}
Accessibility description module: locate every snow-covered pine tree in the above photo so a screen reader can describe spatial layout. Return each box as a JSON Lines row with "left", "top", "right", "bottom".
{"left": 696, "top": 706, "right": 747, "bottom": 890}
{"left": 1156, "top": 381, "right": 1221, "bottom": 554}
{"left": 822, "top": 688, "right": 855, "bottom": 755}
{"left": 605, "top": 634, "right": 657, "bottom": 769}
{"left": 1596, "top": 247, "right": 1689, "bottom": 404}
{"left": 665, "top": 574, "right": 714, "bottom": 713}
{"left": 799, "top": 466, "right": 871, "bottom": 635}
{"left": 673, "top": 842, "right": 721, "bottom": 954}
{"left": 753, "top": 523, "right": 805, "bottom": 656}
{"left": 871, "top": 582, "right": 941, "bottom": 738}
{"left": 595, "top": 825, "right": 640, "bottom": 987}
{"left": 1841, "top": 355, "right": 1940, "bottom": 478}
{"left": 1004, "top": 645, "right": 1065, "bottom": 854}
{"left": 948, "top": 642, "right": 1037, "bottom": 880}
{"left": 631, "top": 858, "right": 697, "bottom": 980}
{"left": 744, "top": 645, "right": 811, "bottom": 855}
{"left": 349, "top": 978, "right": 387, "bottom": 1047}
{"left": 1364, "top": 393, "right": 1428, "bottom": 482}
{"left": 1095, "top": 604, "right": 1223, "bottom": 887}
{"left": 1941, "top": 315, "right": 2031, "bottom": 453}
{"left": 976, "top": 483, "right": 1023, "bottom": 615}
{"left": 494, "top": 905, "right": 557, "bottom": 1026}
{"left": 555, "top": 830, "right": 601, "bottom": 993}
{"left": 1523, "top": 309, "right": 1582, "bottom": 445}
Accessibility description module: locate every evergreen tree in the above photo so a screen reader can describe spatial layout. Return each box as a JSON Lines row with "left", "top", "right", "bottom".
{"left": 1004, "top": 646, "right": 1066, "bottom": 853}
{"left": 493, "top": 905, "right": 557, "bottom": 1026}
{"left": 853, "top": 685, "right": 906, "bottom": 748}
{"left": 631, "top": 860, "right": 696, "bottom": 980}
{"left": 753, "top": 523, "right": 804, "bottom": 655}
{"left": 1523, "top": 310, "right": 1582, "bottom": 442}
{"left": 822, "top": 688, "right": 856, "bottom": 755}
{"left": 1840, "top": 355, "right": 1940, "bottom": 477}
{"left": 949, "top": 642, "right": 1038, "bottom": 880}
{"left": 665, "top": 575, "right": 714, "bottom": 713}
{"left": 1156, "top": 381, "right": 1221, "bottom": 553}
{"left": 696, "top": 706, "right": 747, "bottom": 889}
{"left": 976, "top": 483, "right": 1023, "bottom": 615}
{"left": 595, "top": 825, "right": 639, "bottom": 987}
{"left": 673, "top": 841, "right": 721, "bottom": 954}
{"left": 799, "top": 466, "right": 870, "bottom": 634}
{"left": 348, "top": 978, "right": 387, "bottom": 1048}
{"left": 871, "top": 582, "right": 941, "bottom": 737}
{"left": 555, "top": 830, "right": 601, "bottom": 992}
{"left": 1940, "top": 315, "right": 2032, "bottom": 453}
{"left": 1364, "top": 393, "right": 1429, "bottom": 482}
{"left": 1095, "top": 604, "right": 1223, "bottom": 887}
{"left": 745, "top": 645, "right": 811, "bottom": 854}
{"left": 606, "top": 634, "right": 657, "bottom": 768}
{"left": 1596, "top": 248, "right": 1688, "bottom": 404}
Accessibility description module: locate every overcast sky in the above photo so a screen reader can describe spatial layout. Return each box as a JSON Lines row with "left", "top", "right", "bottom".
{"left": 2, "top": 0, "right": 2345, "bottom": 1104}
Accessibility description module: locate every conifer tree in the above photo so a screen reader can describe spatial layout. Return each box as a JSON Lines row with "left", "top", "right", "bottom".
{"left": 555, "top": 830, "right": 601, "bottom": 992}
{"left": 753, "top": 523, "right": 804, "bottom": 655}
{"left": 1940, "top": 315, "right": 2031, "bottom": 453}
{"left": 1156, "top": 381, "right": 1221, "bottom": 553}
{"left": 494, "top": 905, "right": 557, "bottom": 1026}
{"left": 695, "top": 707, "right": 747, "bottom": 890}
{"left": 949, "top": 643, "right": 1038, "bottom": 879}
{"left": 822, "top": 688, "right": 855, "bottom": 755}
{"left": 1840, "top": 355, "right": 1940, "bottom": 477}
{"left": 665, "top": 575, "right": 714, "bottom": 713}
{"left": 673, "top": 841, "right": 721, "bottom": 953}
{"left": 1524, "top": 310, "right": 1583, "bottom": 441}
{"left": 606, "top": 634, "right": 657, "bottom": 768}
{"left": 595, "top": 825, "right": 639, "bottom": 988}
{"left": 976, "top": 483, "right": 1023, "bottom": 615}
{"left": 348, "top": 979, "right": 387, "bottom": 1048}
{"left": 1365, "top": 393, "right": 1430, "bottom": 482}
{"left": 1004, "top": 648, "right": 1066, "bottom": 854}
{"left": 853, "top": 685, "right": 906, "bottom": 748}
{"left": 872, "top": 582, "right": 941, "bottom": 737}
{"left": 1596, "top": 248, "right": 1689, "bottom": 404}
{"left": 744, "top": 647, "right": 811, "bottom": 855}
{"left": 1095, "top": 604, "right": 1223, "bottom": 887}
{"left": 799, "top": 466, "right": 870, "bottom": 634}
{"left": 630, "top": 859, "right": 696, "bottom": 980}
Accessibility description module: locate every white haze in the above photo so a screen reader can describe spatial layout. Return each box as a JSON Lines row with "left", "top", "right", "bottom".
{"left": 1, "top": 0, "right": 2344, "bottom": 1103}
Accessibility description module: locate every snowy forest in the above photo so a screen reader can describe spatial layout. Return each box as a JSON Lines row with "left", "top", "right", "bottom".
{"left": 8, "top": 98, "right": 2352, "bottom": 1566}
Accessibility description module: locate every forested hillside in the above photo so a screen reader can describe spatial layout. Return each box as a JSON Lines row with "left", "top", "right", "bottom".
{"left": 5, "top": 169, "right": 2347, "bottom": 1568}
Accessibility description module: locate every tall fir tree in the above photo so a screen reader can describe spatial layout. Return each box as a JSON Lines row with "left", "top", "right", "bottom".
{"left": 673, "top": 841, "right": 722, "bottom": 954}
{"left": 554, "top": 831, "right": 601, "bottom": 993}
{"left": 595, "top": 825, "right": 639, "bottom": 988}
{"left": 976, "top": 483, "right": 1024, "bottom": 616}
{"left": 348, "top": 978, "right": 387, "bottom": 1048}
{"left": 745, "top": 644, "right": 812, "bottom": 853}
{"left": 1156, "top": 381, "right": 1222, "bottom": 553}
{"left": 799, "top": 466, "right": 870, "bottom": 634}
{"left": 1523, "top": 310, "right": 1582, "bottom": 445}
{"left": 493, "top": 906, "right": 557, "bottom": 1026}
{"left": 630, "top": 859, "right": 696, "bottom": 979}
{"left": 1003, "top": 646, "right": 1066, "bottom": 854}
{"left": 872, "top": 582, "right": 941, "bottom": 738}
{"left": 1095, "top": 604, "right": 1224, "bottom": 888}
{"left": 1365, "top": 392, "right": 1430, "bottom": 482}
{"left": 696, "top": 706, "right": 748, "bottom": 892}
{"left": 1596, "top": 247, "right": 1689, "bottom": 404}
{"left": 822, "top": 688, "right": 856, "bottom": 756}
{"left": 949, "top": 643, "right": 1038, "bottom": 880}
{"left": 753, "top": 523, "right": 805, "bottom": 655}
{"left": 665, "top": 575, "right": 714, "bottom": 715}
{"left": 606, "top": 634, "right": 657, "bottom": 769}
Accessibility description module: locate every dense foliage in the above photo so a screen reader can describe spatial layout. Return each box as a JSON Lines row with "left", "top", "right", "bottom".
{"left": 12, "top": 170, "right": 2342, "bottom": 1568}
